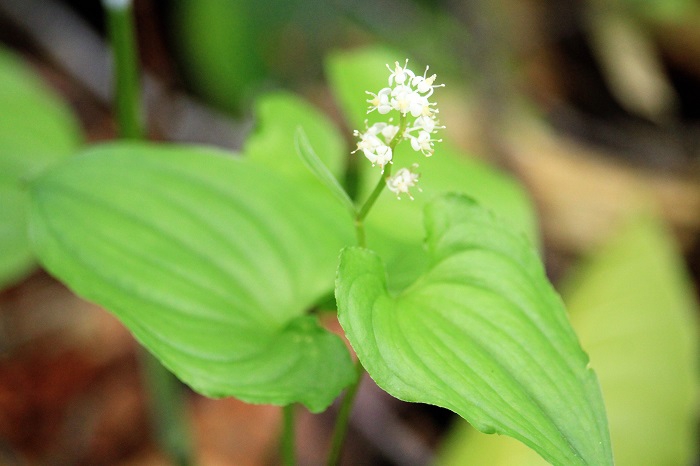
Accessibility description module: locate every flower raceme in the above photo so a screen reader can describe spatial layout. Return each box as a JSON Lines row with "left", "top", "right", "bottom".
{"left": 353, "top": 59, "right": 444, "bottom": 200}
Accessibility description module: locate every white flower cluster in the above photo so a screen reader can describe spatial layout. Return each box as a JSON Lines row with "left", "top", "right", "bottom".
{"left": 387, "top": 164, "right": 421, "bottom": 200}
{"left": 352, "top": 59, "right": 444, "bottom": 200}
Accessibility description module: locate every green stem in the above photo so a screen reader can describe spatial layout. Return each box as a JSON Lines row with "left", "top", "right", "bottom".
{"left": 356, "top": 164, "right": 393, "bottom": 225}
{"left": 104, "top": 2, "right": 193, "bottom": 464}
{"left": 105, "top": 0, "right": 143, "bottom": 139}
{"left": 353, "top": 114, "right": 409, "bottom": 246}
{"left": 333, "top": 113, "right": 410, "bottom": 463}
{"left": 139, "top": 350, "right": 192, "bottom": 466}
{"left": 326, "top": 361, "right": 365, "bottom": 466}
{"left": 282, "top": 405, "right": 296, "bottom": 466}
{"left": 354, "top": 165, "right": 389, "bottom": 248}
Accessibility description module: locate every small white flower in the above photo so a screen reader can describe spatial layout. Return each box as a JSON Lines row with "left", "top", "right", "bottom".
{"left": 356, "top": 122, "right": 399, "bottom": 146}
{"left": 411, "top": 115, "right": 445, "bottom": 135}
{"left": 370, "top": 122, "right": 399, "bottom": 142}
{"left": 408, "top": 130, "right": 442, "bottom": 157}
{"left": 386, "top": 165, "right": 421, "bottom": 200}
{"left": 352, "top": 126, "right": 393, "bottom": 172}
{"left": 411, "top": 66, "right": 444, "bottom": 95}
{"left": 387, "top": 60, "right": 415, "bottom": 86}
{"left": 364, "top": 144, "right": 393, "bottom": 172}
{"left": 410, "top": 94, "right": 432, "bottom": 118}
{"left": 352, "top": 129, "right": 382, "bottom": 154}
{"left": 390, "top": 85, "right": 427, "bottom": 117}
{"left": 366, "top": 88, "right": 392, "bottom": 114}
{"left": 413, "top": 115, "right": 437, "bottom": 133}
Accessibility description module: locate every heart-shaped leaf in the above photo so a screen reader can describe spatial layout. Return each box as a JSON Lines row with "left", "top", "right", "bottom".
{"left": 0, "top": 47, "right": 82, "bottom": 287}
{"left": 29, "top": 142, "right": 355, "bottom": 412}
{"left": 336, "top": 194, "right": 613, "bottom": 465}
{"left": 436, "top": 214, "right": 699, "bottom": 466}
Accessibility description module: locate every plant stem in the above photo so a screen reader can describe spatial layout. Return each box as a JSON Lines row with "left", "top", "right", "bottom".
{"left": 326, "top": 361, "right": 365, "bottom": 466}
{"left": 104, "top": 2, "right": 193, "bottom": 464}
{"left": 353, "top": 114, "right": 408, "bottom": 247}
{"left": 332, "top": 114, "right": 410, "bottom": 463}
{"left": 139, "top": 350, "right": 193, "bottom": 466}
{"left": 356, "top": 164, "right": 393, "bottom": 225}
{"left": 282, "top": 405, "right": 296, "bottom": 466}
{"left": 105, "top": 0, "right": 143, "bottom": 139}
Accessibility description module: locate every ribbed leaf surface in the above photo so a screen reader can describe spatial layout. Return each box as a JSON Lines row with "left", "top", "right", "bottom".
{"left": 436, "top": 214, "right": 699, "bottom": 466}
{"left": 0, "top": 47, "right": 81, "bottom": 287}
{"left": 29, "top": 143, "right": 355, "bottom": 411}
{"left": 336, "top": 194, "right": 613, "bottom": 465}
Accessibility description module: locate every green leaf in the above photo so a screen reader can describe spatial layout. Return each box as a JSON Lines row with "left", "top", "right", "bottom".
{"left": 29, "top": 142, "right": 355, "bottom": 412}
{"left": 172, "top": 0, "right": 268, "bottom": 113}
{"left": 567, "top": 215, "right": 698, "bottom": 465}
{"left": 326, "top": 46, "right": 401, "bottom": 131}
{"left": 435, "top": 214, "right": 699, "bottom": 465}
{"left": 336, "top": 194, "right": 613, "bottom": 466}
{"left": 0, "top": 47, "right": 82, "bottom": 287}
{"left": 244, "top": 92, "right": 346, "bottom": 184}
{"left": 366, "top": 143, "right": 539, "bottom": 291}
{"left": 294, "top": 127, "right": 354, "bottom": 214}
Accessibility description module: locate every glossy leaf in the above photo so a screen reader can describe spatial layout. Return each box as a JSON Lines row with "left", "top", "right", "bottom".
{"left": 244, "top": 92, "right": 346, "bottom": 184}
{"left": 294, "top": 127, "right": 354, "bottom": 214}
{"left": 29, "top": 142, "right": 355, "bottom": 412}
{"left": 336, "top": 194, "right": 613, "bottom": 466}
{"left": 436, "top": 214, "right": 699, "bottom": 465}
{"left": 0, "top": 47, "right": 82, "bottom": 287}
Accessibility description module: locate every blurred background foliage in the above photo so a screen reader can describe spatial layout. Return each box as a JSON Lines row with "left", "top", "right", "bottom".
{"left": 0, "top": 0, "right": 699, "bottom": 464}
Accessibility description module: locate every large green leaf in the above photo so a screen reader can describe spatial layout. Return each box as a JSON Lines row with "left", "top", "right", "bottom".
{"left": 0, "top": 47, "right": 82, "bottom": 287}
{"left": 29, "top": 142, "right": 355, "bottom": 412}
{"left": 336, "top": 194, "right": 612, "bottom": 466}
{"left": 244, "top": 92, "right": 346, "bottom": 184}
{"left": 435, "top": 214, "right": 699, "bottom": 466}
{"left": 564, "top": 216, "right": 698, "bottom": 466}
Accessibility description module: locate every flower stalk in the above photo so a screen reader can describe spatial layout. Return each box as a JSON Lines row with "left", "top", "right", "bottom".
{"left": 331, "top": 58, "right": 444, "bottom": 464}
{"left": 351, "top": 59, "right": 443, "bottom": 245}
{"left": 104, "top": 0, "right": 143, "bottom": 140}
{"left": 104, "top": 2, "right": 193, "bottom": 464}
{"left": 282, "top": 404, "right": 296, "bottom": 466}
